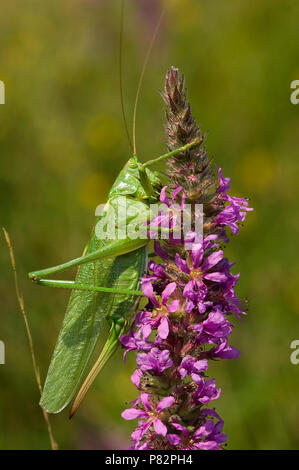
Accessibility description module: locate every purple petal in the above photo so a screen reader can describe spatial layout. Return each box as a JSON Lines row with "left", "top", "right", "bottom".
{"left": 160, "top": 186, "right": 170, "bottom": 206}
{"left": 136, "top": 442, "right": 152, "bottom": 450}
{"left": 120, "top": 333, "right": 136, "bottom": 359}
{"left": 185, "top": 299, "right": 195, "bottom": 313}
{"left": 131, "top": 427, "right": 144, "bottom": 445}
{"left": 131, "top": 419, "right": 152, "bottom": 443}
{"left": 121, "top": 408, "right": 148, "bottom": 420}
{"left": 175, "top": 253, "right": 190, "bottom": 273}
{"left": 216, "top": 344, "right": 240, "bottom": 359}
{"left": 142, "top": 323, "right": 152, "bottom": 340}
{"left": 202, "top": 250, "right": 223, "bottom": 271}
{"left": 194, "top": 420, "right": 215, "bottom": 438}
{"left": 203, "top": 272, "right": 227, "bottom": 282}
{"left": 197, "top": 301, "right": 207, "bottom": 314}
{"left": 201, "top": 408, "right": 222, "bottom": 420}
{"left": 167, "top": 434, "right": 182, "bottom": 446}
{"left": 180, "top": 192, "right": 186, "bottom": 210}
{"left": 171, "top": 421, "right": 189, "bottom": 438}
{"left": 153, "top": 418, "right": 168, "bottom": 436}
{"left": 171, "top": 186, "right": 183, "bottom": 203}
{"left": 191, "top": 244, "right": 204, "bottom": 269}
{"left": 158, "top": 316, "right": 169, "bottom": 339}
{"left": 161, "top": 282, "right": 177, "bottom": 304}
{"left": 217, "top": 168, "right": 230, "bottom": 194}
{"left": 204, "top": 234, "right": 218, "bottom": 243}
{"left": 131, "top": 369, "right": 143, "bottom": 388}
{"left": 168, "top": 299, "right": 180, "bottom": 313}
{"left": 159, "top": 349, "right": 173, "bottom": 368}
{"left": 183, "top": 280, "right": 195, "bottom": 298}
{"left": 157, "top": 395, "right": 175, "bottom": 412}
{"left": 194, "top": 440, "right": 221, "bottom": 450}
{"left": 194, "top": 359, "right": 209, "bottom": 372}
{"left": 140, "top": 393, "right": 152, "bottom": 411}
{"left": 141, "top": 281, "right": 159, "bottom": 306}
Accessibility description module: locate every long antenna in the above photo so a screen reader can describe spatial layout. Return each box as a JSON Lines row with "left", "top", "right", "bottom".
{"left": 132, "top": 6, "right": 165, "bottom": 156}
{"left": 119, "top": 0, "right": 134, "bottom": 153}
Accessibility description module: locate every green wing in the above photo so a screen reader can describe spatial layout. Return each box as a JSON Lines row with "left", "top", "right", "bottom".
{"left": 40, "top": 230, "right": 147, "bottom": 414}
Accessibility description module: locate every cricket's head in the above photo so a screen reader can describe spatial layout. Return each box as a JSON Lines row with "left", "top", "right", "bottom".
{"left": 128, "top": 155, "right": 138, "bottom": 168}
{"left": 108, "top": 154, "right": 162, "bottom": 203}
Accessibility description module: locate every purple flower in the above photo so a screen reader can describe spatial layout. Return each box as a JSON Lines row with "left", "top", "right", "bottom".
{"left": 168, "top": 410, "right": 226, "bottom": 450}
{"left": 221, "top": 273, "right": 247, "bottom": 319}
{"left": 178, "top": 355, "right": 208, "bottom": 381}
{"left": 120, "top": 311, "right": 153, "bottom": 358}
{"left": 175, "top": 241, "right": 228, "bottom": 313}
{"left": 211, "top": 339, "right": 240, "bottom": 360}
{"left": 217, "top": 168, "right": 230, "bottom": 194}
{"left": 146, "top": 259, "right": 167, "bottom": 282}
{"left": 193, "top": 377, "right": 221, "bottom": 404}
{"left": 215, "top": 168, "right": 253, "bottom": 235}
{"left": 136, "top": 347, "right": 173, "bottom": 374}
{"left": 122, "top": 393, "right": 175, "bottom": 444}
{"left": 142, "top": 281, "right": 179, "bottom": 339}
{"left": 194, "top": 309, "right": 233, "bottom": 344}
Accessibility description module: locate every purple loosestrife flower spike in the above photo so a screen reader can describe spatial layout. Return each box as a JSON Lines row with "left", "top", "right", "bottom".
{"left": 121, "top": 68, "right": 252, "bottom": 450}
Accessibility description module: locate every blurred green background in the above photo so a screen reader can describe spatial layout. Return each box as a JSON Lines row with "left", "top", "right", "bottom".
{"left": 1, "top": 0, "right": 299, "bottom": 450}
